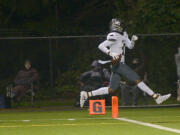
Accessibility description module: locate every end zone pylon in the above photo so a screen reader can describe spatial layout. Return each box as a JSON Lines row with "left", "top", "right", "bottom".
{"left": 112, "top": 96, "right": 119, "bottom": 118}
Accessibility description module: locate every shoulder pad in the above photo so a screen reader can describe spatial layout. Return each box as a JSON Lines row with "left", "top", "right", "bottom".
{"left": 122, "top": 31, "right": 131, "bottom": 42}
{"left": 123, "top": 31, "right": 128, "bottom": 38}
{"left": 107, "top": 32, "right": 118, "bottom": 41}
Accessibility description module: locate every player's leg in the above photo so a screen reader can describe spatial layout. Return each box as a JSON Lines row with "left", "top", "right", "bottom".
{"left": 117, "top": 63, "right": 154, "bottom": 96}
{"left": 137, "top": 82, "right": 171, "bottom": 104}
{"left": 118, "top": 63, "right": 171, "bottom": 104}
{"left": 80, "top": 72, "right": 121, "bottom": 108}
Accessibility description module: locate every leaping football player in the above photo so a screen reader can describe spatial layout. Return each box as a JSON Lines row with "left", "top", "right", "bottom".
{"left": 80, "top": 18, "right": 171, "bottom": 108}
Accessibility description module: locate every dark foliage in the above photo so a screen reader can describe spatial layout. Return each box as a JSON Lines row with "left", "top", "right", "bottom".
{"left": 0, "top": 0, "right": 179, "bottom": 97}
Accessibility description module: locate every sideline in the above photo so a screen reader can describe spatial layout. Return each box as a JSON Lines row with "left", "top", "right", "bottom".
{"left": 116, "top": 118, "right": 180, "bottom": 134}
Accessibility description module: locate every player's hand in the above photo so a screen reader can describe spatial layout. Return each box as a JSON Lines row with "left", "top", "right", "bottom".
{"left": 132, "top": 35, "right": 138, "bottom": 41}
{"left": 108, "top": 52, "right": 119, "bottom": 60}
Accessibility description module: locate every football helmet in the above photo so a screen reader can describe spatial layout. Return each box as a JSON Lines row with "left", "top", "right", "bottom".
{"left": 110, "top": 18, "right": 123, "bottom": 33}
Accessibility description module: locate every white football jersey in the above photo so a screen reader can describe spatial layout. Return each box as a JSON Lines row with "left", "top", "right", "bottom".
{"left": 98, "top": 31, "right": 134, "bottom": 63}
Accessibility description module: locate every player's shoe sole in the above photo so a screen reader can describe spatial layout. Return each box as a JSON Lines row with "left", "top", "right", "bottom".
{"left": 155, "top": 94, "right": 171, "bottom": 104}
{"left": 80, "top": 91, "right": 88, "bottom": 108}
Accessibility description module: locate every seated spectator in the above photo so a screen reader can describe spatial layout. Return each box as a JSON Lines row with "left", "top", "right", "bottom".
{"left": 12, "top": 60, "right": 39, "bottom": 102}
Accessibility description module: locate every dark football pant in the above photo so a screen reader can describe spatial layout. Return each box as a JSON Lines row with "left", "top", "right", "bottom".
{"left": 110, "top": 62, "right": 140, "bottom": 90}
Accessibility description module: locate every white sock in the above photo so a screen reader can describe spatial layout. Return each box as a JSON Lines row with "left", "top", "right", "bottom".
{"left": 137, "top": 82, "right": 154, "bottom": 96}
{"left": 89, "top": 87, "right": 109, "bottom": 97}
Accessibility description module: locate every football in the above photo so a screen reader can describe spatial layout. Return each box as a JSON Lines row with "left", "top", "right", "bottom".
{"left": 111, "top": 55, "right": 122, "bottom": 65}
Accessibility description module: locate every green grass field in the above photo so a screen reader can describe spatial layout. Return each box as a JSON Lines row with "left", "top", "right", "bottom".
{"left": 0, "top": 107, "right": 180, "bottom": 135}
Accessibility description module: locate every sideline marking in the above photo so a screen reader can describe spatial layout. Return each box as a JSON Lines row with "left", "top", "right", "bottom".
{"left": 22, "top": 120, "right": 31, "bottom": 122}
{"left": 0, "top": 122, "right": 127, "bottom": 128}
{"left": 67, "top": 119, "right": 75, "bottom": 121}
{"left": 0, "top": 118, "right": 112, "bottom": 122}
{"left": 116, "top": 118, "right": 180, "bottom": 134}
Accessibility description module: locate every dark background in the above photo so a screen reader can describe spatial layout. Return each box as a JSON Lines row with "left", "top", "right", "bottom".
{"left": 1, "top": 0, "right": 179, "bottom": 35}
{"left": 0, "top": 0, "right": 180, "bottom": 99}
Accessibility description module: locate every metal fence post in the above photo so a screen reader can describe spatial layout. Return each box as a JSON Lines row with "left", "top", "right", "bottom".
{"left": 49, "top": 39, "right": 54, "bottom": 92}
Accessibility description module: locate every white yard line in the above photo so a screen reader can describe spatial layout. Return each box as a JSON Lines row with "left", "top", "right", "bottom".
{"left": 1, "top": 116, "right": 180, "bottom": 122}
{"left": 0, "top": 122, "right": 128, "bottom": 128}
{"left": 0, "top": 117, "right": 112, "bottom": 122}
{"left": 116, "top": 118, "right": 180, "bottom": 134}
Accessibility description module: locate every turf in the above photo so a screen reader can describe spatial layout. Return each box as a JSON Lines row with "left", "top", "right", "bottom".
{"left": 0, "top": 107, "right": 180, "bottom": 135}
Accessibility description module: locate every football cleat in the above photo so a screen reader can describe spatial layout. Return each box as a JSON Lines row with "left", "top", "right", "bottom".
{"left": 80, "top": 91, "right": 88, "bottom": 108}
{"left": 155, "top": 94, "right": 171, "bottom": 104}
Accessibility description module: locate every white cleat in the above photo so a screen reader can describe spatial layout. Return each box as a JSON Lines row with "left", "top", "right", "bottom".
{"left": 80, "top": 91, "right": 88, "bottom": 108}
{"left": 155, "top": 94, "right": 171, "bottom": 104}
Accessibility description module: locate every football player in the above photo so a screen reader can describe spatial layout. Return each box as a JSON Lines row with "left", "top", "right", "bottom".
{"left": 80, "top": 18, "right": 171, "bottom": 108}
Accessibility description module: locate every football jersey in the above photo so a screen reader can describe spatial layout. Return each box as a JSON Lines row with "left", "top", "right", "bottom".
{"left": 98, "top": 31, "right": 134, "bottom": 63}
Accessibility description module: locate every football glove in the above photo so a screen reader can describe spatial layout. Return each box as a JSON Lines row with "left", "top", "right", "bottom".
{"left": 131, "top": 35, "right": 138, "bottom": 41}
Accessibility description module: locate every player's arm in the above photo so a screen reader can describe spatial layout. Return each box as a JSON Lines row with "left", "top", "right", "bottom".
{"left": 123, "top": 32, "right": 138, "bottom": 49}
{"left": 98, "top": 40, "right": 113, "bottom": 55}
{"left": 98, "top": 33, "right": 119, "bottom": 59}
{"left": 80, "top": 71, "right": 92, "bottom": 81}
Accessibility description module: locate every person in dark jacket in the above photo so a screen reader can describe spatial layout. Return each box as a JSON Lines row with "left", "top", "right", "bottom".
{"left": 75, "top": 60, "right": 110, "bottom": 107}
{"left": 79, "top": 60, "right": 110, "bottom": 91}
{"left": 13, "top": 60, "right": 39, "bottom": 101}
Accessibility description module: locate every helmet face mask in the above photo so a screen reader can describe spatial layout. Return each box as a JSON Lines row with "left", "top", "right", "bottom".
{"left": 110, "top": 18, "right": 123, "bottom": 33}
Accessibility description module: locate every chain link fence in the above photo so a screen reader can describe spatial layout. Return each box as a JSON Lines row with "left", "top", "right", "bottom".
{"left": 0, "top": 34, "right": 179, "bottom": 106}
